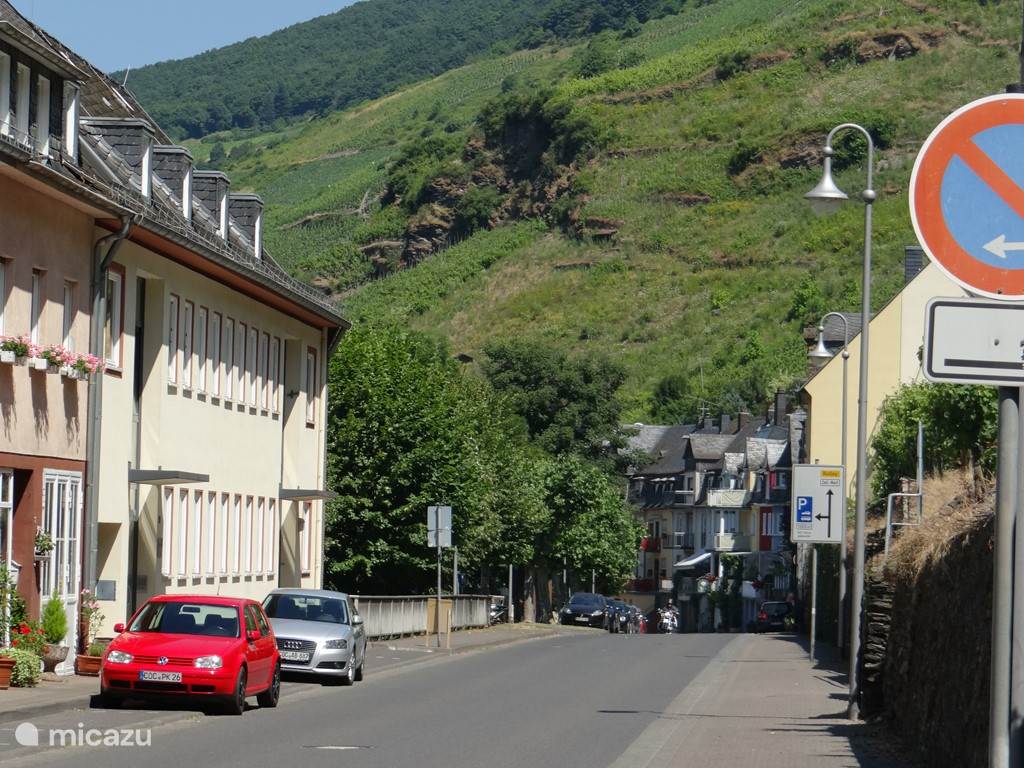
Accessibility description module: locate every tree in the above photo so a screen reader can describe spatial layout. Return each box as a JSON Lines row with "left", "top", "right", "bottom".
{"left": 208, "top": 142, "right": 227, "bottom": 167}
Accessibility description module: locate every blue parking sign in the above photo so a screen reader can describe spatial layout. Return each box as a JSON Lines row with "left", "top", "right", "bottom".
{"left": 796, "top": 496, "right": 813, "bottom": 522}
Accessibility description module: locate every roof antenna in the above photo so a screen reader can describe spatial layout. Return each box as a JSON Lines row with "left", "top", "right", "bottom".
{"left": 122, "top": 67, "right": 131, "bottom": 88}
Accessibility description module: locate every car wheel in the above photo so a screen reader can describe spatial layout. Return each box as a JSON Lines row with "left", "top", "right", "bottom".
{"left": 354, "top": 654, "right": 364, "bottom": 682}
{"left": 340, "top": 658, "right": 356, "bottom": 686}
{"left": 224, "top": 667, "right": 247, "bottom": 716}
{"left": 257, "top": 663, "right": 281, "bottom": 709}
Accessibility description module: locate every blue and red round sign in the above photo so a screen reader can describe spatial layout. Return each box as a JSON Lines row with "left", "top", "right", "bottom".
{"left": 911, "top": 93, "right": 1024, "bottom": 299}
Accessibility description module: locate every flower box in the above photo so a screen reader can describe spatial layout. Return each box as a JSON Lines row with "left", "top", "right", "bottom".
{"left": 0, "top": 350, "right": 14, "bottom": 364}
{"left": 30, "top": 357, "right": 48, "bottom": 371}
{"left": 59, "top": 366, "right": 80, "bottom": 380}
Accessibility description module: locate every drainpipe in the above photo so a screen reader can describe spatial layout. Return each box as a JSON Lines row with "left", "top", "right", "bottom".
{"left": 83, "top": 215, "right": 133, "bottom": 603}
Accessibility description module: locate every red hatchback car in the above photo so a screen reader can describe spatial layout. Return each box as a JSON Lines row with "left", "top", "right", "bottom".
{"left": 98, "top": 595, "right": 280, "bottom": 715}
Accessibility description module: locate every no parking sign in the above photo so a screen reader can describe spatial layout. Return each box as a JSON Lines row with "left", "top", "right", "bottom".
{"left": 911, "top": 93, "right": 1024, "bottom": 299}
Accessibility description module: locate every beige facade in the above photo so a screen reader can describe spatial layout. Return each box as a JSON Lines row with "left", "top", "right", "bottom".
{"left": 800, "top": 262, "right": 968, "bottom": 494}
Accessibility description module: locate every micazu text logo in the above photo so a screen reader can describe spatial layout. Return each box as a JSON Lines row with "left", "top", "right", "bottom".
{"left": 15, "top": 721, "right": 152, "bottom": 748}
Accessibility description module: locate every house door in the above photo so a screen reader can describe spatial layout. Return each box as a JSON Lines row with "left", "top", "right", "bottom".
{"left": 39, "top": 471, "right": 82, "bottom": 674}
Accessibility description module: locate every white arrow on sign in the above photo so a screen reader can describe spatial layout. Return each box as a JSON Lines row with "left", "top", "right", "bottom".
{"left": 983, "top": 234, "right": 1024, "bottom": 259}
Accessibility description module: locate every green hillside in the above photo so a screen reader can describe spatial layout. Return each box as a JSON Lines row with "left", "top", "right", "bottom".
{"left": 118, "top": 0, "right": 689, "bottom": 139}
{"left": 200, "top": 0, "right": 1020, "bottom": 421}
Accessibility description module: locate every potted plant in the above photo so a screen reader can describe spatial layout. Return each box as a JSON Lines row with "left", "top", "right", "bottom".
{"left": 71, "top": 353, "right": 104, "bottom": 378}
{"left": 38, "top": 344, "right": 70, "bottom": 374}
{"left": 75, "top": 590, "right": 104, "bottom": 676}
{"left": 0, "top": 651, "right": 15, "bottom": 690}
{"left": 33, "top": 530, "right": 53, "bottom": 561}
{"left": 40, "top": 593, "right": 68, "bottom": 674}
{"left": 4, "top": 648, "right": 41, "bottom": 688}
{"left": 10, "top": 621, "right": 45, "bottom": 658}
{"left": 0, "top": 335, "right": 30, "bottom": 366}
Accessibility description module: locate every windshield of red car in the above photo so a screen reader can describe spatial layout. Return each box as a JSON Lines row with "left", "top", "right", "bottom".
{"left": 129, "top": 601, "right": 240, "bottom": 637}
{"left": 263, "top": 594, "right": 349, "bottom": 625}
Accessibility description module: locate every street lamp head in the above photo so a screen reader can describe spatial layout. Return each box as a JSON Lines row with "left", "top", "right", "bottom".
{"left": 808, "top": 326, "right": 834, "bottom": 363}
{"left": 805, "top": 148, "right": 848, "bottom": 216}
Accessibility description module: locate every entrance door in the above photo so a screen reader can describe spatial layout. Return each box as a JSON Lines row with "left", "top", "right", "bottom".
{"left": 39, "top": 471, "right": 82, "bottom": 674}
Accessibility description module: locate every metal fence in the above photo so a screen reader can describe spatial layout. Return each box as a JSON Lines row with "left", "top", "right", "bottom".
{"left": 351, "top": 595, "right": 493, "bottom": 640}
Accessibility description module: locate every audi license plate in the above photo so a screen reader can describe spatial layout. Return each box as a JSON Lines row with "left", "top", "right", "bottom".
{"left": 139, "top": 670, "right": 182, "bottom": 683}
{"left": 280, "top": 650, "right": 311, "bottom": 662}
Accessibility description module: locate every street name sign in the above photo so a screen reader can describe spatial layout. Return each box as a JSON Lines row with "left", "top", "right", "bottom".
{"left": 791, "top": 465, "right": 844, "bottom": 544}
{"left": 910, "top": 93, "right": 1024, "bottom": 300}
{"left": 427, "top": 505, "right": 452, "bottom": 548}
{"left": 924, "top": 297, "right": 1024, "bottom": 386}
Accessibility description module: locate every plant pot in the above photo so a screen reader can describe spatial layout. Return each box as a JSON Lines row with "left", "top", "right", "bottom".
{"left": 46, "top": 363, "right": 60, "bottom": 375}
{"left": 0, "top": 350, "right": 14, "bottom": 364}
{"left": 13, "top": 355, "right": 26, "bottom": 367}
{"left": 0, "top": 658, "right": 14, "bottom": 690}
{"left": 75, "top": 654, "right": 101, "bottom": 677}
{"left": 30, "top": 357, "right": 48, "bottom": 371}
{"left": 60, "top": 367, "right": 80, "bottom": 380}
{"left": 41, "top": 644, "right": 69, "bottom": 674}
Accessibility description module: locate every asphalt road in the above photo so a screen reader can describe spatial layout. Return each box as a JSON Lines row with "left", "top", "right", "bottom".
{"left": 0, "top": 629, "right": 735, "bottom": 768}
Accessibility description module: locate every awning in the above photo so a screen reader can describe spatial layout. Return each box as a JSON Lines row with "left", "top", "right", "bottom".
{"left": 279, "top": 488, "right": 338, "bottom": 502}
{"left": 128, "top": 470, "right": 210, "bottom": 486}
{"left": 674, "top": 551, "right": 712, "bottom": 569}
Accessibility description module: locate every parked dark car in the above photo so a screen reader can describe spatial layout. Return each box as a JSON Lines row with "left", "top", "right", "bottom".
{"left": 559, "top": 593, "right": 608, "bottom": 628}
{"left": 754, "top": 601, "right": 793, "bottom": 633}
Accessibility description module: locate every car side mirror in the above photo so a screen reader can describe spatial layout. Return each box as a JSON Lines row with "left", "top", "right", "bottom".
{"left": 247, "top": 629, "right": 261, "bottom": 642}
{"left": 113, "top": 623, "right": 125, "bottom": 634}
{"left": 353, "top": 615, "right": 363, "bottom": 626}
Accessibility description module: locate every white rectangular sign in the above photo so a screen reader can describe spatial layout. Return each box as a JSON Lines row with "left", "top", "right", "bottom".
{"left": 791, "top": 465, "right": 844, "bottom": 544}
{"left": 427, "top": 505, "right": 452, "bottom": 548}
{"left": 924, "top": 297, "right": 1024, "bottom": 387}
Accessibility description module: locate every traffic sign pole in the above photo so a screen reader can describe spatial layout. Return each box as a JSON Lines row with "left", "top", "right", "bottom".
{"left": 810, "top": 545, "right": 818, "bottom": 663}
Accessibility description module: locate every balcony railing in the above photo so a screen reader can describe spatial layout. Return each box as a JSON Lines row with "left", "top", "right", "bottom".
{"left": 707, "top": 489, "right": 753, "bottom": 507}
{"left": 714, "top": 533, "right": 752, "bottom": 552}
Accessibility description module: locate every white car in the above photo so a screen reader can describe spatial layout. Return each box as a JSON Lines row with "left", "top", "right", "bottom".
{"left": 262, "top": 589, "right": 367, "bottom": 685}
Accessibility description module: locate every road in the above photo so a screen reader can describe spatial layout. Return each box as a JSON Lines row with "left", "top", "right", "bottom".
{"left": 0, "top": 629, "right": 735, "bottom": 768}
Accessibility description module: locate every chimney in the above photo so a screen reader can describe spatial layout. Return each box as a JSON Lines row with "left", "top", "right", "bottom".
{"left": 152, "top": 146, "right": 194, "bottom": 220}
{"left": 773, "top": 391, "right": 790, "bottom": 426}
{"left": 228, "top": 193, "right": 265, "bottom": 259}
{"left": 905, "top": 245, "right": 925, "bottom": 284}
{"left": 192, "top": 170, "right": 230, "bottom": 242}
{"left": 80, "top": 117, "right": 155, "bottom": 198}
{"left": 702, "top": 416, "right": 715, "bottom": 431}
{"left": 738, "top": 411, "right": 752, "bottom": 430}
{"left": 720, "top": 414, "right": 731, "bottom": 434}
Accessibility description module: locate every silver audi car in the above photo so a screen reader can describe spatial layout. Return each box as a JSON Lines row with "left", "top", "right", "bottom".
{"left": 262, "top": 589, "right": 367, "bottom": 685}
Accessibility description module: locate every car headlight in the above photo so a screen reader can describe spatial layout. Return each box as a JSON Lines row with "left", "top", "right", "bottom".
{"left": 194, "top": 655, "right": 223, "bottom": 669}
{"left": 323, "top": 638, "right": 348, "bottom": 650}
{"left": 106, "top": 650, "right": 133, "bottom": 664}
{"left": 591, "top": 610, "right": 603, "bottom": 616}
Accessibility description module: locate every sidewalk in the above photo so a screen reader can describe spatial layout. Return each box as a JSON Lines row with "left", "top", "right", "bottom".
{"left": 610, "top": 633, "right": 912, "bottom": 768}
{"left": 0, "top": 674, "right": 97, "bottom": 725}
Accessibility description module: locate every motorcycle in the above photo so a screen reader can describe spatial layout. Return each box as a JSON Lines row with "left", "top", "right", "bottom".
{"left": 489, "top": 602, "right": 507, "bottom": 625}
{"left": 657, "top": 607, "right": 678, "bottom": 634}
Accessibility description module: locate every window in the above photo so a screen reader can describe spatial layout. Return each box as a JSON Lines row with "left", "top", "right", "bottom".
{"left": 177, "top": 489, "right": 189, "bottom": 577}
{"left": 30, "top": 270, "right": 43, "bottom": 345}
{"left": 181, "top": 300, "right": 194, "bottom": 389}
{"left": 231, "top": 494, "right": 241, "bottom": 574}
{"left": 206, "top": 491, "right": 216, "bottom": 576}
{"left": 218, "top": 493, "right": 229, "bottom": 574}
{"left": 299, "top": 502, "right": 311, "bottom": 574}
{"left": 267, "top": 499, "right": 277, "bottom": 574}
{"left": 104, "top": 267, "right": 123, "bottom": 367}
{"left": 35, "top": 75, "right": 50, "bottom": 155}
{"left": 270, "top": 337, "right": 281, "bottom": 414}
{"left": 223, "top": 318, "right": 234, "bottom": 400}
{"left": 243, "top": 496, "right": 253, "bottom": 573}
{"left": 61, "top": 281, "right": 75, "bottom": 351}
{"left": 0, "top": 260, "right": 7, "bottom": 335}
{"left": 259, "top": 332, "right": 269, "bottom": 411}
{"left": 167, "top": 294, "right": 179, "bottom": 384}
{"left": 305, "top": 347, "right": 317, "bottom": 425}
{"left": 236, "top": 322, "right": 247, "bottom": 403}
{"left": 210, "top": 313, "right": 222, "bottom": 397}
{"left": 247, "top": 327, "right": 258, "bottom": 407}
{"left": 254, "top": 497, "right": 265, "bottom": 573}
{"left": 192, "top": 490, "right": 203, "bottom": 576}
{"left": 14, "top": 63, "right": 29, "bottom": 140}
{"left": 161, "top": 487, "right": 173, "bottom": 577}
{"left": 0, "top": 53, "right": 10, "bottom": 136}
{"left": 196, "top": 307, "right": 208, "bottom": 393}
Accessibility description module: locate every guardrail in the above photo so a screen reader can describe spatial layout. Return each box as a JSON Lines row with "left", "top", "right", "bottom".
{"left": 351, "top": 595, "right": 495, "bottom": 639}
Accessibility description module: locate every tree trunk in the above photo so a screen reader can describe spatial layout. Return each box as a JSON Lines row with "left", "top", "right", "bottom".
{"left": 523, "top": 567, "right": 537, "bottom": 624}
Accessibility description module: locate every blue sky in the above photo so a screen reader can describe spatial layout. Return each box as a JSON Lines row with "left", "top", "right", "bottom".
{"left": 20, "top": 0, "right": 357, "bottom": 73}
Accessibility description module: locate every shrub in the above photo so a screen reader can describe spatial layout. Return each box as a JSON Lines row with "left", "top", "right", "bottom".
{"left": 10, "top": 621, "right": 45, "bottom": 657}
{"left": 41, "top": 593, "right": 68, "bottom": 645}
{"left": 454, "top": 186, "right": 504, "bottom": 235}
{"left": 4, "top": 648, "right": 41, "bottom": 687}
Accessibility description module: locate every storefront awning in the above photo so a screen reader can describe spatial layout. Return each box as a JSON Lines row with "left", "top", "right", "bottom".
{"left": 279, "top": 488, "right": 338, "bottom": 501}
{"left": 674, "top": 551, "right": 712, "bottom": 569}
{"left": 128, "top": 470, "right": 210, "bottom": 486}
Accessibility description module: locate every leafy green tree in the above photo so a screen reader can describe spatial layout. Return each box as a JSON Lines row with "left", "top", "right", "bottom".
{"left": 208, "top": 142, "right": 226, "bottom": 166}
{"left": 651, "top": 374, "right": 697, "bottom": 424}
{"left": 787, "top": 274, "right": 827, "bottom": 326}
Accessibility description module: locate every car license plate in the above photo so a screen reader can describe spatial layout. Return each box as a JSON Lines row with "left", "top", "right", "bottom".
{"left": 280, "top": 650, "right": 311, "bottom": 662}
{"left": 575, "top": 616, "right": 590, "bottom": 623}
{"left": 139, "top": 670, "right": 182, "bottom": 683}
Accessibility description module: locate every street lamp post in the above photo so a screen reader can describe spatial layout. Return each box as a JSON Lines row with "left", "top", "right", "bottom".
{"left": 805, "top": 123, "right": 875, "bottom": 721}
{"left": 809, "top": 313, "right": 851, "bottom": 651}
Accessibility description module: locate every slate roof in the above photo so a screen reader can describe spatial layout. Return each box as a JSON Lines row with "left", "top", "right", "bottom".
{"left": 628, "top": 424, "right": 695, "bottom": 476}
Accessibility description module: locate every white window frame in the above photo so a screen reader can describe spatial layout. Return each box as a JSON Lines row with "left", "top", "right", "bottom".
{"left": 161, "top": 487, "right": 173, "bottom": 577}
{"left": 223, "top": 317, "right": 234, "bottom": 400}
{"left": 62, "top": 82, "right": 79, "bottom": 163}
{"left": 236, "top": 322, "right": 247, "bottom": 403}
{"left": 30, "top": 270, "right": 42, "bottom": 345}
{"left": 259, "top": 332, "right": 269, "bottom": 412}
{"left": 305, "top": 348, "right": 317, "bottom": 425}
{"left": 0, "top": 53, "right": 10, "bottom": 136}
{"left": 167, "top": 294, "right": 179, "bottom": 384}
{"left": 300, "top": 503, "right": 311, "bottom": 574}
{"left": 231, "top": 494, "right": 241, "bottom": 574}
{"left": 269, "top": 337, "right": 281, "bottom": 414}
{"left": 247, "top": 327, "right": 258, "bottom": 407}
{"left": 267, "top": 499, "right": 277, "bottom": 574}
{"left": 35, "top": 74, "right": 50, "bottom": 156}
{"left": 218, "top": 493, "right": 229, "bottom": 574}
{"left": 210, "top": 312, "right": 222, "bottom": 398}
{"left": 105, "top": 269, "right": 123, "bottom": 368}
{"left": 61, "top": 280, "right": 74, "bottom": 351}
{"left": 192, "top": 490, "right": 203, "bottom": 576}
{"left": 14, "top": 63, "right": 29, "bottom": 141}
{"left": 206, "top": 491, "right": 216, "bottom": 576}
{"left": 243, "top": 496, "right": 253, "bottom": 573}
{"left": 196, "top": 306, "right": 208, "bottom": 393}
{"left": 181, "top": 300, "right": 194, "bottom": 389}
{"left": 254, "top": 497, "right": 265, "bottom": 573}
{"left": 177, "top": 489, "right": 189, "bottom": 577}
